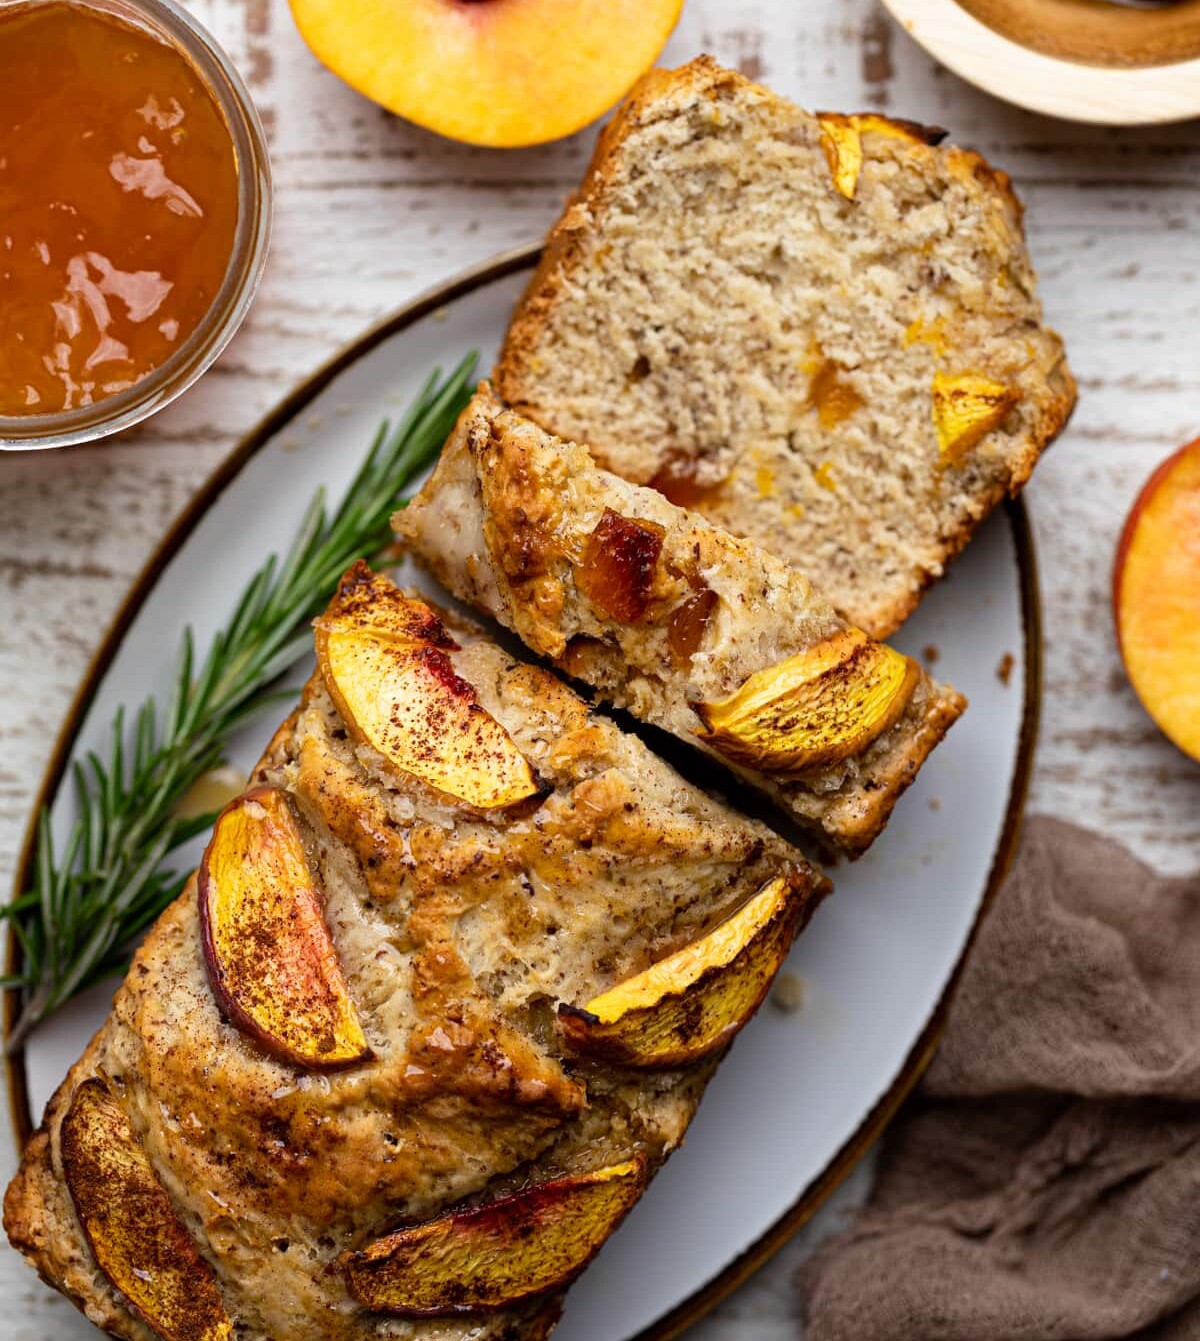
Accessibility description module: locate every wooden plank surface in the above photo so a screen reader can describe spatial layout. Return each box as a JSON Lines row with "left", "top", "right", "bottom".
{"left": 2, "top": 0, "right": 1198, "bottom": 1334}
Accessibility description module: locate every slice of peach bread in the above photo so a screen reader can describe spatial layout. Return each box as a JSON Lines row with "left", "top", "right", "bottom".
{"left": 4, "top": 566, "right": 826, "bottom": 1341}
{"left": 496, "top": 56, "right": 1075, "bottom": 638}
{"left": 396, "top": 386, "right": 965, "bottom": 857}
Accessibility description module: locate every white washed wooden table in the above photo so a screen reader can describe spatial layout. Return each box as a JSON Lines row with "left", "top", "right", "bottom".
{"left": 2, "top": 0, "right": 1199, "bottom": 1335}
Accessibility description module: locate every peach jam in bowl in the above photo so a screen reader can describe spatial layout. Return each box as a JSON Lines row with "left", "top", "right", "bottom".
{"left": 0, "top": 0, "right": 271, "bottom": 449}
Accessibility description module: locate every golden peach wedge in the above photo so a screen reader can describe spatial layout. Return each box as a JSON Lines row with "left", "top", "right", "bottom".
{"left": 287, "top": 0, "right": 682, "bottom": 149}
{"left": 817, "top": 113, "right": 945, "bottom": 200}
{"left": 341, "top": 1159, "right": 646, "bottom": 1315}
{"left": 931, "top": 371, "right": 1018, "bottom": 465}
{"left": 693, "top": 629, "right": 920, "bottom": 774}
{"left": 574, "top": 508, "right": 665, "bottom": 624}
{"left": 558, "top": 873, "right": 810, "bottom": 1067}
{"left": 1114, "top": 437, "right": 1200, "bottom": 762}
{"left": 316, "top": 563, "right": 456, "bottom": 649}
{"left": 199, "top": 786, "right": 371, "bottom": 1069}
{"left": 61, "top": 1079, "right": 232, "bottom": 1341}
{"left": 316, "top": 567, "right": 542, "bottom": 811}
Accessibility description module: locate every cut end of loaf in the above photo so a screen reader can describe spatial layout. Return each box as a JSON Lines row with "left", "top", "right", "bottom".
{"left": 496, "top": 56, "right": 1075, "bottom": 637}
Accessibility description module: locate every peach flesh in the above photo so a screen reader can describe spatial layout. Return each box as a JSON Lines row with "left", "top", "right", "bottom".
{"left": 1114, "top": 438, "right": 1200, "bottom": 762}
{"left": 287, "top": 0, "right": 684, "bottom": 148}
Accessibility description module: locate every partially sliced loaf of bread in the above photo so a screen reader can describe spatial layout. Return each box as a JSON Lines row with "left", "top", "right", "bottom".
{"left": 496, "top": 56, "right": 1075, "bottom": 638}
{"left": 5, "top": 567, "right": 824, "bottom": 1341}
{"left": 396, "top": 386, "right": 965, "bottom": 857}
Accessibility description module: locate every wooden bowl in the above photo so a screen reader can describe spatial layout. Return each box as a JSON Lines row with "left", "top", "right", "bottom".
{"left": 881, "top": 0, "right": 1200, "bottom": 124}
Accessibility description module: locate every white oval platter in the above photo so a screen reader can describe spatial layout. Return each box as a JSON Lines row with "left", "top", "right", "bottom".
{"left": 6, "top": 246, "right": 1038, "bottom": 1341}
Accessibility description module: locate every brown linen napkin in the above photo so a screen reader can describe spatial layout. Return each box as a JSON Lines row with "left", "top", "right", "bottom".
{"left": 797, "top": 815, "right": 1200, "bottom": 1341}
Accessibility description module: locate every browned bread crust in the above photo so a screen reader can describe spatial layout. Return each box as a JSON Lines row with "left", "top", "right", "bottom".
{"left": 497, "top": 56, "right": 1076, "bottom": 638}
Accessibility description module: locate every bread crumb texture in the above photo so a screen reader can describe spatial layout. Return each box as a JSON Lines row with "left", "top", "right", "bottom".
{"left": 498, "top": 57, "right": 1076, "bottom": 637}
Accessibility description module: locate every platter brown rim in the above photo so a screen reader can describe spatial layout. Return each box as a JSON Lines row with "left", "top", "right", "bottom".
{"left": 3, "top": 240, "right": 1041, "bottom": 1341}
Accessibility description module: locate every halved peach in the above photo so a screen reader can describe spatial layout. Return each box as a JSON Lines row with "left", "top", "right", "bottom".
{"left": 61, "top": 1079, "right": 232, "bottom": 1341}
{"left": 341, "top": 1159, "right": 646, "bottom": 1315}
{"left": 693, "top": 629, "right": 920, "bottom": 774}
{"left": 1114, "top": 437, "right": 1200, "bottom": 761}
{"left": 558, "top": 873, "right": 809, "bottom": 1067}
{"left": 287, "top": 0, "right": 683, "bottom": 149}
{"left": 931, "top": 372, "right": 1018, "bottom": 464}
{"left": 316, "top": 567, "right": 542, "bottom": 811}
{"left": 574, "top": 508, "right": 665, "bottom": 624}
{"left": 199, "top": 786, "right": 371, "bottom": 1069}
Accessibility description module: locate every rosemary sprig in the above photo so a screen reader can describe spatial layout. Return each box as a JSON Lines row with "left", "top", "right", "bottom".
{"left": 3, "top": 354, "right": 476, "bottom": 1049}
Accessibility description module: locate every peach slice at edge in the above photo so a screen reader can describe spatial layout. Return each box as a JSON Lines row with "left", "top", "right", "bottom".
{"left": 558, "top": 872, "right": 814, "bottom": 1068}
{"left": 693, "top": 629, "right": 921, "bottom": 774}
{"left": 199, "top": 786, "right": 371, "bottom": 1069}
{"left": 341, "top": 1158, "right": 646, "bottom": 1315}
{"left": 61, "top": 1079, "right": 232, "bottom": 1341}
{"left": 286, "top": 0, "right": 683, "bottom": 149}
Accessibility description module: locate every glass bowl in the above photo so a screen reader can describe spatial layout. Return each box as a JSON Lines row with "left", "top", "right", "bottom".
{"left": 0, "top": 0, "right": 272, "bottom": 451}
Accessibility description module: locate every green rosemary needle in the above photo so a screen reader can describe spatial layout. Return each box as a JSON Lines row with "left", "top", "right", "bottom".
{"left": 2, "top": 354, "right": 476, "bottom": 1049}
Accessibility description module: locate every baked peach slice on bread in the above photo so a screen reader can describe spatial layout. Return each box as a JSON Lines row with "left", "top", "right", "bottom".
{"left": 693, "top": 631, "right": 922, "bottom": 775}
{"left": 1114, "top": 437, "right": 1200, "bottom": 762}
{"left": 559, "top": 872, "right": 812, "bottom": 1067}
{"left": 61, "top": 1080, "right": 232, "bottom": 1341}
{"left": 342, "top": 1159, "right": 646, "bottom": 1315}
{"left": 199, "top": 786, "right": 371, "bottom": 1069}
{"left": 316, "top": 564, "right": 542, "bottom": 810}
